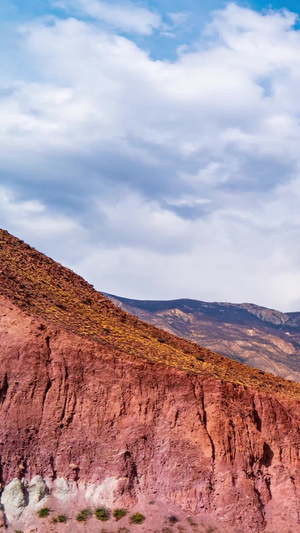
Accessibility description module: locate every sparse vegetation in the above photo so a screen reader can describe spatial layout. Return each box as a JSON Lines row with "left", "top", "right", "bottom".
{"left": 76, "top": 508, "right": 92, "bottom": 522}
{"left": 113, "top": 508, "right": 127, "bottom": 521}
{"left": 95, "top": 507, "right": 110, "bottom": 521}
{"left": 130, "top": 512, "right": 145, "bottom": 524}
{"left": 2, "top": 228, "right": 300, "bottom": 400}
{"left": 169, "top": 515, "right": 179, "bottom": 524}
{"left": 118, "top": 528, "right": 130, "bottom": 533}
{"left": 38, "top": 507, "right": 50, "bottom": 518}
{"left": 52, "top": 514, "right": 67, "bottom": 523}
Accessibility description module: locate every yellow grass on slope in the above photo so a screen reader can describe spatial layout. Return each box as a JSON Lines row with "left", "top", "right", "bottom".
{"left": 1, "top": 228, "right": 300, "bottom": 399}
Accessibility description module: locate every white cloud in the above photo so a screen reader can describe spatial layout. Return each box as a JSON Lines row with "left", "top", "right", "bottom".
{"left": 93, "top": 190, "right": 192, "bottom": 252}
{"left": 0, "top": 186, "right": 80, "bottom": 239}
{"left": 168, "top": 11, "right": 191, "bottom": 28}
{"left": 54, "top": 0, "right": 162, "bottom": 35}
{"left": 2, "top": 4, "right": 300, "bottom": 310}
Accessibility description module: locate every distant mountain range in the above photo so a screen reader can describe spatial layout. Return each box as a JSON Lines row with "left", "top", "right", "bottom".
{"left": 105, "top": 294, "right": 300, "bottom": 382}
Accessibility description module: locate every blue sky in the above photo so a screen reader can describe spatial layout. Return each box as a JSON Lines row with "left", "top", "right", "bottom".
{"left": 1, "top": 0, "right": 300, "bottom": 310}
{"left": 3, "top": 1, "right": 300, "bottom": 56}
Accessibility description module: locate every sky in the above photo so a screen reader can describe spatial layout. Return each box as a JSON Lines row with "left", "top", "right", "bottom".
{"left": 1, "top": 0, "right": 300, "bottom": 311}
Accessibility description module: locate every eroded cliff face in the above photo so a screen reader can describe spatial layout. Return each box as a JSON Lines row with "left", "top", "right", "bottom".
{"left": 1, "top": 296, "right": 300, "bottom": 533}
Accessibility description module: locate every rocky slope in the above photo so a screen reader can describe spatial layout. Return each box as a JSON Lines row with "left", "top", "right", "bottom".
{"left": 1, "top": 229, "right": 300, "bottom": 533}
{"left": 105, "top": 295, "right": 300, "bottom": 382}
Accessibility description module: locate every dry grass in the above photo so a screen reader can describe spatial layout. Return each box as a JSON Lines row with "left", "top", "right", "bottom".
{"left": 2, "top": 228, "right": 300, "bottom": 399}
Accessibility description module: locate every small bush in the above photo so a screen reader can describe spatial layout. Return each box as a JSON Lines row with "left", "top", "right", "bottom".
{"left": 76, "top": 508, "right": 92, "bottom": 522}
{"left": 55, "top": 302, "right": 67, "bottom": 310}
{"left": 169, "top": 515, "right": 179, "bottom": 524}
{"left": 52, "top": 514, "right": 67, "bottom": 523}
{"left": 38, "top": 507, "right": 50, "bottom": 518}
{"left": 130, "top": 512, "right": 145, "bottom": 524}
{"left": 113, "top": 508, "right": 127, "bottom": 521}
{"left": 95, "top": 507, "right": 110, "bottom": 521}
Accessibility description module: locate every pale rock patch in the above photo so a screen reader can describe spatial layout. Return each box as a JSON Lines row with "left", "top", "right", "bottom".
{"left": 28, "top": 476, "right": 48, "bottom": 505}
{"left": 85, "top": 476, "right": 121, "bottom": 507}
{"left": 1, "top": 478, "right": 25, "bottom": 520}
{"left": 52, "top": 477, "right": 71, "bottom": 502}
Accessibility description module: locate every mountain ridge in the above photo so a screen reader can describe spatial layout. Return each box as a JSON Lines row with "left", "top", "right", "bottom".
{"left": 1, "top": 227, "right": 300, "bottom": 397}
{"left": 104, "top": 293, "right": 300, "bottom": 383}
{"left": 104, "top": 293, "right": 299, "bottom": 327}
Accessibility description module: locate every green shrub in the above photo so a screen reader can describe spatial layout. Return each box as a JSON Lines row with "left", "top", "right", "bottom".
{"left": 113, "top": 508, "right": 127, "bottom": 521}
{"left": 95, "top": 507, "right": 110, "bottom": 521}
{"left": 38, "top": 507, "right": 50, "bottom": 518}
{"left": 76, "top": 508, "right": 92, "bottom": 522}
{"left": 130, "top": 512, "right": 145, "bottom": 524}
{"left": 52, "top": 514, "right": 67, "bottom": 523}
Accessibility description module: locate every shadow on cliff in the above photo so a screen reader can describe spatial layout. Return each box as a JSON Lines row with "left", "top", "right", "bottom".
{"left": 260, "top": 442, "right": 274, "bottom": 468}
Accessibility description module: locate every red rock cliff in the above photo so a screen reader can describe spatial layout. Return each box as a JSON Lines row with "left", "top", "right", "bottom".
{"left": 1, "top": 229, "right": 300, "bottom": 533}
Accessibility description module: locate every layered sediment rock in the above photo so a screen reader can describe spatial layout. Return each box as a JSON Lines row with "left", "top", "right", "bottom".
{"left": 1, "top": 297, "right": 300, "bottom": 532}
{"left": 1, "top": 229, "right": 300, "bottom": 532}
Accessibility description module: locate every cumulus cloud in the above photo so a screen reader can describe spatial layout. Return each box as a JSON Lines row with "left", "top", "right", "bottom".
{"left": 1, "top": 3, "right": 300, "bottom": 310}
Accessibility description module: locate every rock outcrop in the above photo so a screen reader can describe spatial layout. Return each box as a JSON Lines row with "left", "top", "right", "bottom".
{"left": 28, "top": 476, "right": 48, "bottom": 505}
{"left": 1, "top": 479, "right": 25, "bottom": 521}
{"left": 1, "top": 229, "right": 300, "bottom": 532}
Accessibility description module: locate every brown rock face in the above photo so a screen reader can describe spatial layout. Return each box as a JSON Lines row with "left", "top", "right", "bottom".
{"left": 105, "top": 295, "right": 300, "bottom": 382}
{"left": 1, "top": 229, "right": 300, "bottom": 532}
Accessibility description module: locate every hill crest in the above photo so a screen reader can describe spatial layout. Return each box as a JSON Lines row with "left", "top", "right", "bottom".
{"left": 1, "top": 228, "right": 300, "bottom": 398}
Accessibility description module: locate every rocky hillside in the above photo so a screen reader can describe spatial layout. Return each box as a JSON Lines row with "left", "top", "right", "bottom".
{"left": 1, "top": 229, "right": 300, "bottom": 533}
{"left": 105, "top": 295, "right": 300, "bottom": 382}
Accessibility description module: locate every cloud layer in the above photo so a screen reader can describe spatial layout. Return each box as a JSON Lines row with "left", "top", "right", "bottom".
{"left": 1, "top": 2, "right": 300, "bottom": 310}
{"left": 54, "top": 0, "right": 162, "bottom": 34}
